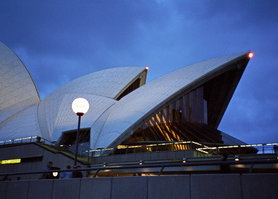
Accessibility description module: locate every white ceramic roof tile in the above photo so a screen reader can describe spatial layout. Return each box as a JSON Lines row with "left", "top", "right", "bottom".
{"left": 0, "top": 42, "right": 40, "bottom": 110}
{"left": 36, "top": 66, "right": 145, "bottom": 140}
{"left": 51, "top": 93, "right": 116, "bottom": 141}
{"left": 37, "top": 95, "right": 64, "bottom": 140}
{"left": 0, "top": 98, "right": 39, "bottom": 124}
{"left": 90, "top": 106, "right": 114, "bottom": 149}
{"left": 0, "top": 104, "right": 41, "bottom": 140}
{"left": 94, "top": 52, "right": 248, "bottom": 148}
{"left": 0, "top": 42, "right": 40, "bottom": 124}
{"left": 46, "top": 67, "right": 146, "bottom": 100}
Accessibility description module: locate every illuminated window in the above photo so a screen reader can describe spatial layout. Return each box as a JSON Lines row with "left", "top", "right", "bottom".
{"left": 0, "top": 159, "right": 21, "bottom": 164}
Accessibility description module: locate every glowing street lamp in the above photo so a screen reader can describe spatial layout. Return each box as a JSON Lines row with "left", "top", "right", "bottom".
{"left": 72, "top": 98, "right": 89, "bottom": 166}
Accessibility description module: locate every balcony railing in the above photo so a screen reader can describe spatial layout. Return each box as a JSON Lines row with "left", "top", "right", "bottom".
{"left": 1, "top": 136, "right": 277, "bottom": 159}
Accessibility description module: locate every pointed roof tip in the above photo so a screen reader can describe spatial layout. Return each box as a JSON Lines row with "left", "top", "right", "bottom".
{"left": 247, "top": 51, "right": 255, "bottom": 59}
{"left": 231, "top": 51, "right": 254, "bottom": 60}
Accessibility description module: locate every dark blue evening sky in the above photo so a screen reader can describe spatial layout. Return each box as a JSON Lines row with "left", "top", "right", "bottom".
{"left": 0, "top": 0, "right": 277, "bottom": 144}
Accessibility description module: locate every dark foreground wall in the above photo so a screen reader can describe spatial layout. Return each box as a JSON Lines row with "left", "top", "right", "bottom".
{"left": 0, "top": 174, "right": 277, "bottom": 199}
{"left": 0, "top": 143, "right": 84, "bottom": 180}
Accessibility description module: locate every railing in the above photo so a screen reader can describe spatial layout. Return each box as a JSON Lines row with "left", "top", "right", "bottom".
{"left": 196, "top": 143, "right": 278, "bottom": 155}
{"left": 1, "top": 137, "right": 278, "bottom": 180}
{"left": 1, "top": 157, "right": 278, "bottom": 180}
{"left": 83, "top": 141, "right": 204, "bottom": 158}
{"left": 83, "top": 141, "right": 278, "bottom": 157}
{"left": 0, "top": 136, "right": 54, "bottom": 146}
{"left": 1, "top": 136, "right": 278, "bottom": 159}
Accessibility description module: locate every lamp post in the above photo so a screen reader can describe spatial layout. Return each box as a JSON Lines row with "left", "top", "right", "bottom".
{"left": 72, "top": 98, "right": 89, "bottom": 166}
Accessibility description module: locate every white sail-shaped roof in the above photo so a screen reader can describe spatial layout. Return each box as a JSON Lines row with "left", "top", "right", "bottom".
{"left": 0, "top": 104, "right": 41, "bottom": 140}
{"left": 92, "top": 52, "right": 250, "bottom": 149}
{"left": 0, "top": 42, "right": 40, "bottom": 123}
{"left": 39, "top": 93, "right": 116, "bottom": 141}
{"left": 0, "top": 42, "right": 41, "bottom": 140}
{"left": 38, "top": 67, "right": 147, "bottom": 140}
{"left": 44, "top": 67, "right": 147, "bottom": 100}
{"left": 0, "top": 41, "right": 148, "bottom": 142}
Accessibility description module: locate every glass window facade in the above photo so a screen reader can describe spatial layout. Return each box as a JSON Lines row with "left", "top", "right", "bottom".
{"left": 122, "top": 86, "right": 223, "bottom": 146}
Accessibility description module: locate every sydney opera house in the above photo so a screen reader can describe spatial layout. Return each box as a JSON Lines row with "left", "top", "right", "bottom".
{"left": 2, "top": 41, "right": 278, "bottom": 199}
{"left": 0, "top": 40, "right": 255, "bottom": 154}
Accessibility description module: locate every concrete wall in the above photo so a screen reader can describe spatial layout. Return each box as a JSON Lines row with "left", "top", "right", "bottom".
{"left": 0, "top": 144, "right": 44, "bottom": 180}
{"left": 0, "top": 173, "right": 277, "bottom": 199}
{"left": 42, "top": 149, "right": 84, "bottom": 170}
{"left": 0, "top": 143, "right": 44, "bottom": 159}
{"left": 0, "top": 143, "right": 85, "bottom": 180}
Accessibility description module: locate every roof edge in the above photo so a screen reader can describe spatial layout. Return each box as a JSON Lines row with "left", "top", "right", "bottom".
{"left": 106, "top": 52, "right": 251, "bottom": 148}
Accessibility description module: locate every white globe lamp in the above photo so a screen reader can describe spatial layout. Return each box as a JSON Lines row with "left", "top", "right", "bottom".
{"left": 72, "top": 97, "right": 90, "bottom": 166}
{"left": 72, "top": 98, "right": 89, "bottom": 116}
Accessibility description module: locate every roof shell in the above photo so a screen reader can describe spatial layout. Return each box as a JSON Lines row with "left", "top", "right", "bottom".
{"left": 39, "top": 93, "right": 116, "bottom": 141}
{"left": 0, "top": 104, "right": 41, "bottom": 140}
{"left": 0, "top": 42, "right": 40, "bottom": 124}
{"left": 38, "top": 67, "right": 146, "bottom": 140}
{"left": 92, "top": 52, "right": 250, "bottom": 149}
{"left": 0, "top": 41, "right": 148, "bottom": 142}
{"left": 45, "top": 67, "right": 146, "bottom": 100}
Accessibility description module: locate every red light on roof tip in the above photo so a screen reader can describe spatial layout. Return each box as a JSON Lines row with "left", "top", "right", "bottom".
{"left": 248, "top": 52, "right": 254, "bottom": 59}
